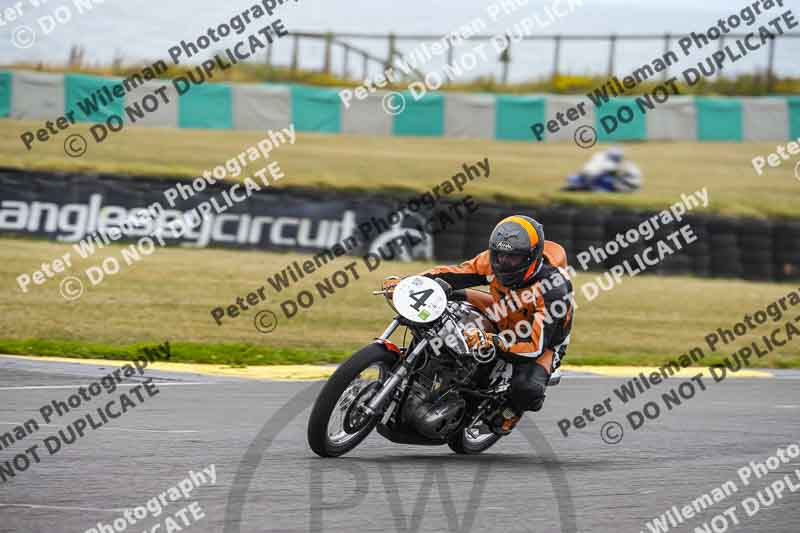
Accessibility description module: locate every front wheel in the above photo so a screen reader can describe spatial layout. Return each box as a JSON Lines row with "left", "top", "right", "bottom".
{"left": 308, "top": 344, "right": 398, "bottom": 457}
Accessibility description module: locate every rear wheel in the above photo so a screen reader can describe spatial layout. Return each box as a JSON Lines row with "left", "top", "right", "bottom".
{"left": 308, "top": 344, "right": 398, "bottom": 457}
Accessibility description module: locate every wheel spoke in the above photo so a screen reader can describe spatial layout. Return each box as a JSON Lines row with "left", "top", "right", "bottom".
{"left": 326, "top": 364, "right": 384, "bottom": 446}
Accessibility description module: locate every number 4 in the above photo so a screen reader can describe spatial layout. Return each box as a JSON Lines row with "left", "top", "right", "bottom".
{"left": 408, "top": 289, "right": 434, "bottom": 311}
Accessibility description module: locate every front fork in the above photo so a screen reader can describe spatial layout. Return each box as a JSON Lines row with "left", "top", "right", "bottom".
{"left": 363, "top": 321, "right": 428, "bottom": 416}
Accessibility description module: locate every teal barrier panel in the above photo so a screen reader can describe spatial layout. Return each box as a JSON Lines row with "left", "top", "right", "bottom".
{"left": 696, "top": 97, "right": 743, "bottom": 141}
{"left": 290, "top": 85, "right": 341, "bottom": 133}
{"left": 496, "top": 95, "right": 545, "bottom": 141}
{"left": 789, "top": 97, "right": 800, "bottom": 140}
{"left": 0, "top": 71, "right": 10, "bottom": 118}
{"left": 65, "top": 74, "right": 124, "bottom": 123}
{"left": 178, "top": 83, "right": 232, "bottom": 129}
{"left": 392, "top": 91, "right": 444, "bottom": 137}
{"left": 595, "top": 97, "right": 647, "bottom": 142}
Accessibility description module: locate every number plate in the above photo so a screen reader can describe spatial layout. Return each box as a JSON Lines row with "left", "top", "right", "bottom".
{"left": 392, "top": 275, "right": 448, "bottom": 323}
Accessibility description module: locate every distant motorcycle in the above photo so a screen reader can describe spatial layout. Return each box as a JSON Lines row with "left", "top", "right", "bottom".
{"left": 307, "top": 275, "right": 561, "bottom": 457}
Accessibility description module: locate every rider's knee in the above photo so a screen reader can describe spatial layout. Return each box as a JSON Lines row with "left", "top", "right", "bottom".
{"left": 511, "top": 362, "right": 549, "bottom": 412}
{"left": 511, "top": 381, "right": 545, "bottom": 412}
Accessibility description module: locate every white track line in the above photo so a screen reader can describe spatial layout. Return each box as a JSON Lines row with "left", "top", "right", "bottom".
{"left": 0, "top": 422, "right": 198, "bottom": 434}
{"left": 0, "top": 382, "right": 218, "bottom": 391}
{"left": 0, "top": 421, "right": 199, "bottom": 434}
{"left": 0, "top": 503, "right": 126, "bottom": 512}
{"left": 85, "top": 427, "right": 199, "bottom": 434}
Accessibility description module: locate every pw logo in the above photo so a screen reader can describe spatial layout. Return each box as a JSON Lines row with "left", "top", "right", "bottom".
{"left": 224, "top": 383, "right": 578, "bottom": 533}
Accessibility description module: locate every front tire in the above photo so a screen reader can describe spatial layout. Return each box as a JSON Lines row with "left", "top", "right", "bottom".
{"left": 308, "top": 344, "right": 398, "bottom": 457}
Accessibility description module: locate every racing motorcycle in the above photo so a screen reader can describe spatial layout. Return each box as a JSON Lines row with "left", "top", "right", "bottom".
{"left": 307, "top": 275, "right": 561, "bottom": 457}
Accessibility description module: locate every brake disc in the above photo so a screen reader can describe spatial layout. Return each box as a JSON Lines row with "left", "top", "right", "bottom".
{"left": 343, "top": 382, "right": 380, "bottom": 434}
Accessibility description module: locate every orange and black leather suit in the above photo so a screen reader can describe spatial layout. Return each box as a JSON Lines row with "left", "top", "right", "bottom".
{"left": 421, "top": 241, "right": 574, "bottom": 412}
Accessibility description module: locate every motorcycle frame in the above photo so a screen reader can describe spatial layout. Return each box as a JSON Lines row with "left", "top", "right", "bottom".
{"left": 363, "top": 303, "right": 510, "bottom": 426}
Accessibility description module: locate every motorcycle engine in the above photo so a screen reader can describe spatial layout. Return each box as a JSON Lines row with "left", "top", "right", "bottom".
{"left": 400, "top": 299, "right": 500, "bottom": 440}
{"left": 401, "top": 374, "right": 466, "bottom": 440}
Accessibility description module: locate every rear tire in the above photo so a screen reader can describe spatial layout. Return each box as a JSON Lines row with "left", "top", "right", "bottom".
{"left": 308, "top": 344, "right": 398, "bottom": 457}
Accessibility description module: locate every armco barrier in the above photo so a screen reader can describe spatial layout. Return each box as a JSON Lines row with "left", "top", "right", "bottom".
{"left": 0, "top": 167, "right": 796, "bottom": 282}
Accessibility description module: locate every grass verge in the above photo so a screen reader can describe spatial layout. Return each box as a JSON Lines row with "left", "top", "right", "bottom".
{"left": 1, "top": 238, "right": 799, "bottom": 368}
{"left": 1, "top": 119, "right": 798, "bottom": 218}
{"left": 1, "top": 339, "right": 798, "bottom": 368}
{"left": 0, "top": 339, "right": 350, "bottom": 366}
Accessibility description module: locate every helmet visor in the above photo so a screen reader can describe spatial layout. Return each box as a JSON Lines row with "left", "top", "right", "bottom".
{"left": 492, "top": 251, "right": 528, "bottom": 273}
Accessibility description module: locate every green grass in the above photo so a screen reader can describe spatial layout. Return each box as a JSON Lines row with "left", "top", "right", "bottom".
{"left": 2, "top": 238, "right": 798, "bottom": 367}
{"left": 0, "top": 339, "right": 350, "bottom": 366}
{"left": 2, "top": 339, "right": 797, "bottom": 368}
{"left": 2, "top": 119, "right": 799, "bottom": 218}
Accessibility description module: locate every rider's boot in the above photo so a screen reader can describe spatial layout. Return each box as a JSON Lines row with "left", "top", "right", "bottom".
{"left": 490, "top": 407, "right": 521, "bottom": 436}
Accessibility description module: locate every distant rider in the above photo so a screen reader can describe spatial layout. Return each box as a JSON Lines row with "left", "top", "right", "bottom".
{"left": 564, "top": 147, "right": 642, "bottom": 192}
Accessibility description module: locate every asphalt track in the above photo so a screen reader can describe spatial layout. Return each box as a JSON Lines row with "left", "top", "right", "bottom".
{"left": 1, "top": 357, "right": 799, "bottom": 533}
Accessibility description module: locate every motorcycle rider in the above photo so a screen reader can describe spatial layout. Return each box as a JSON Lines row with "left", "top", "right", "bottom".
{"left": 563, "top": 146, "right": 643, "bottom": 192}
{"left": 382, "top": 215, "right": 574, "bottom": 435}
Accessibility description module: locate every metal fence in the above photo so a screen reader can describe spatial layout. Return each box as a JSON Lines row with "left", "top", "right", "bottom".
{"left": 270, "top": 31, "right": 800, "bottom": 92}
